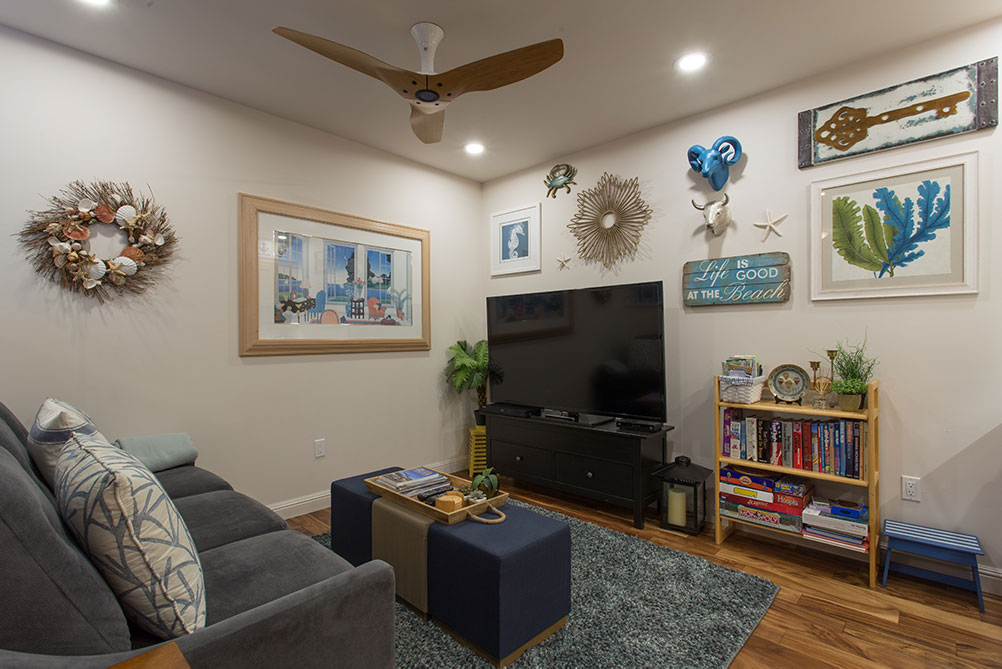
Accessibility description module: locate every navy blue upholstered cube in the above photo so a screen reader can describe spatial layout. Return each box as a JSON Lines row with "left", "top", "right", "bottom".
{"left": 428, "top": 503, "right": 571, "bottom": 660}
{"left": 329, "top": 467, "right": 401, "bottom": 566}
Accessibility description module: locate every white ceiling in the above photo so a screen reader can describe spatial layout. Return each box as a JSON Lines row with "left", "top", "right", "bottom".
{"left": 1, "top": 0, "right": 1000, "bottom": 183}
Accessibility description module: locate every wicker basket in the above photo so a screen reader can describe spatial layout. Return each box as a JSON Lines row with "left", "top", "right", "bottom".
{"left": 719, "top": 375, "right": 766, "bottom": 404}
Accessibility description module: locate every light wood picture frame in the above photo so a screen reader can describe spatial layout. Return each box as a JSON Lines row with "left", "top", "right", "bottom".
{"left": 809, "top": 152, "right": 978, "bottom": 301}
{"left": 238, "top": 193, "right": 430, "bottom": 355}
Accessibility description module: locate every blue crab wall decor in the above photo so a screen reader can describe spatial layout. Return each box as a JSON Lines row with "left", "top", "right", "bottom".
{"left": 687, "top": 136, "right": 742, "bottom": 191}
{"left": 544, "top": 163, "right": 578, "bottom": 198}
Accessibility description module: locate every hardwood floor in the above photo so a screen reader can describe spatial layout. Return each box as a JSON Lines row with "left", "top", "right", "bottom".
{"left": 289, "top": 474, "right": 1002, "bottom": 668}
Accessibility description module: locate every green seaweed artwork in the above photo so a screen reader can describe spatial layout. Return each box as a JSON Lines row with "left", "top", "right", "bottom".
{"left": 831, "top": 179, "right": 950, "bottom": 278}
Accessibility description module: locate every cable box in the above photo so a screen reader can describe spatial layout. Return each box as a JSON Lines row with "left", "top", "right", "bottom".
{"left": 616, "top": 418, "right": 663, "bottom": 433}
{"left": 481, "top": 403, "right": 540, "bottom": 418}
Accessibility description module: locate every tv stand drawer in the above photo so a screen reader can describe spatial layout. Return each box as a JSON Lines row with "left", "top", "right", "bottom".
{"left": 554, "top": 453, "right": 632, "bottom": 499}
{"left": 491, "top": 440, "right": 553, "bottom": 479}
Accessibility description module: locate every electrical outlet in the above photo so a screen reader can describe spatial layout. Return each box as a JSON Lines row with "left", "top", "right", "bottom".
{"left": 901, "top": 475, "right": 920, "bottom": 502}
{"left": 314, "top": 438, "right": 326, "bottom": 459}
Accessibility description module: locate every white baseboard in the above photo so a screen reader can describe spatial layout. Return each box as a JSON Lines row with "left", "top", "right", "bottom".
{"left": 268, "top": 455, "right": 470, "bottom": 520}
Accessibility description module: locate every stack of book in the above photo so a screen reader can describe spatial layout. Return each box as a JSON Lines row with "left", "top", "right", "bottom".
{"left": 801, "top": 497, "right": 870, "bottom": 552}
{"left": 721, "top": 409, "right": 867, "bottom": 480}
{"left": 375, "top": 467, "right": 451, "bottom": 498}
{"left": 721, "top": 355, "right": 762, "bottom": 378}
{"left": 718, "top": 466, "right": 812, "bottom": 535}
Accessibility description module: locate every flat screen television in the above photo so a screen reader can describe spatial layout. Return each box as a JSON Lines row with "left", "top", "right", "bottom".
{"left": 486, "top": 280, "right": 666, "bottom": 423}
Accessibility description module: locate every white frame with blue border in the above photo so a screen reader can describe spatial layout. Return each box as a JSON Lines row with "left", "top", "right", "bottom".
{"left": 810, "top": 151, "right": 978, "bottom": 301}
{"left": 490, "top": 202, "right": 541, "bottom": 276}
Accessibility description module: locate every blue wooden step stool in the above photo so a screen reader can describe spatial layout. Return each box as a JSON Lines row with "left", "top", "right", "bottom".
{"left": 881, "top": 519, "right": 985, "bottom": 613}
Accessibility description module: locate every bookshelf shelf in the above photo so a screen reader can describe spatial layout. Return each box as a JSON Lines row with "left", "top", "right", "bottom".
{"left": 717, "top": 456, "right": 870, "bottom": 487}
{"left": 714, "top": 377, "right": 881, "bottom": 587}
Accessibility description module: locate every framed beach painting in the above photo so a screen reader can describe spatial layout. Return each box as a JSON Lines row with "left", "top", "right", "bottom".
{"left": 810, "top": 152, "right": 978, "bottom": 301}
{"left": 490, "top": 202, "right": 541, "bottom": 276}
{"left": 238, "top": 194, "right": 430, "bottom": 355}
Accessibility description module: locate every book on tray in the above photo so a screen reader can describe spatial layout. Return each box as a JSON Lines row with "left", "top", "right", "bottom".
{"left": 375, "top": 467, "right": 447, "bottom": 492}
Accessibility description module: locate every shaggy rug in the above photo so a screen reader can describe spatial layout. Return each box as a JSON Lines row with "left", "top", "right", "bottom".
{"left": 313, "top": 500, "right": 777, "bottom": 668}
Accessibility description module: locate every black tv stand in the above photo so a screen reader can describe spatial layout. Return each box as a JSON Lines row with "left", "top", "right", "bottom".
{"left": 486, "top": 413, "right": 674, "bottom": 529}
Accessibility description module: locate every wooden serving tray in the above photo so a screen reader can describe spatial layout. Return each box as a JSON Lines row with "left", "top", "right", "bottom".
{"left": 364, "top": 469, "right": 508, "bottom": 525}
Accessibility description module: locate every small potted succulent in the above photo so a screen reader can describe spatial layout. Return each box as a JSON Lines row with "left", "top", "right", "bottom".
{"left": 471, "top": 467, "right": 499, "bottom": 500}
{"left": 830, "top": 337, "right": 878, "bottom": 411}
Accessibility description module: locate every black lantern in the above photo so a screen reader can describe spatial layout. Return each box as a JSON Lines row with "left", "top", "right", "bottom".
{"left": 651, "top": 456, "right": 712, "bottom": 535}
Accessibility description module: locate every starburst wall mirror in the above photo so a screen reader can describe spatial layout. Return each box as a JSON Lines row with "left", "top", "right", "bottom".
{"left": 567, "top": 172, "right": 652, "bottom": 269}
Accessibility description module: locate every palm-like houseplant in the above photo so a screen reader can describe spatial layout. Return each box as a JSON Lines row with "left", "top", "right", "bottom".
{"left": 445, "top": 339, "right": 503, "bottom": 422}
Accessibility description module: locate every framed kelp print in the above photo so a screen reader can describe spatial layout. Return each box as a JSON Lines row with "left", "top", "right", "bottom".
{"left": 490, "top": 202, "right": 541, "bottom": 276}
{"left": 810, "top": 152, "right": 977, "bottom": 300}
{"left": 238, "top": 194, "right": 430, "bottom": 355}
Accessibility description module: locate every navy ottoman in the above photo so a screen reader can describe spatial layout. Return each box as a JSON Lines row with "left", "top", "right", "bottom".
{"left": 428, "top": 503, "right": 571, "bottom": 665}
{"left": 329, "top": 467, "right": 401, "bottom": 566}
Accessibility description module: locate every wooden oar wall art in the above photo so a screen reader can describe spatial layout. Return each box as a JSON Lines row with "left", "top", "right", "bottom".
{"left": 798, "top": 57, "right": 996, "bottom": 168}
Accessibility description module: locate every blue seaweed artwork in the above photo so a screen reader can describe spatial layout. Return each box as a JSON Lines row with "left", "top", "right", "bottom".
{"left": 831, "top": 179, "right": 950, "bottom": 279}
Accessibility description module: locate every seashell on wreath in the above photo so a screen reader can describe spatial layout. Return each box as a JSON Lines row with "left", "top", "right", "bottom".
{"left": 18, "top": 180, "right": 178, "bottom": 303}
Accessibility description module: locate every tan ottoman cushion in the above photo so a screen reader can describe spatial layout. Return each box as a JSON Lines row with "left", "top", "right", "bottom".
{"left": 371, "top": 497, "right": 433, "bottom": 612}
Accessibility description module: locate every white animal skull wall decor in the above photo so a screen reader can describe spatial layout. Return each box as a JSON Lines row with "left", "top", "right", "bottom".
{"left": 692, "top": 193, "right": 732, "bottom": 236}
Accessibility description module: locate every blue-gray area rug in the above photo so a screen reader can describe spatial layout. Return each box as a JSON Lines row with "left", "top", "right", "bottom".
{"left": 313, "top": 500, "right": 778, "bottom": 668}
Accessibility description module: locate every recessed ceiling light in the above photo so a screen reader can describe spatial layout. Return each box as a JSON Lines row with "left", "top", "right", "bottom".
{"left": 464, "top": 142, "right": 485, "bottom": 155}
{"left": 675, "top": 52, "right": 708, "bottom": 73}
{"left": 78, "top": 0, "right": 113, "bottom": 6}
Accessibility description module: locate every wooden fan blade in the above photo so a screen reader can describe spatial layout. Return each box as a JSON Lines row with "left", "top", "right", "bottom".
{"left": 438, "top": 39, "right": 563, "bottom": 96}
{"left": 410, "top": 107, "right": 445, "bottom": 144}
{"left": 273, "top": 26, "right": 416, "bottom": 89}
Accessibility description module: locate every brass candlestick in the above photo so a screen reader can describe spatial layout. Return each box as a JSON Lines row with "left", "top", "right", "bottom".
{"left": 809, "top": 360, "right": 820, "bottom": 390}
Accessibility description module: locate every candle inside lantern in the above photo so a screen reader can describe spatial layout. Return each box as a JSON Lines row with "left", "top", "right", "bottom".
{"left": 667, "top": 488, "right": 687, "bottom": 527}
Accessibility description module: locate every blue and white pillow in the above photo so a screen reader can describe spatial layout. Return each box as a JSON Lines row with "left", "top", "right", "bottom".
{"left": 27, "top": 397, "right": 107, "bottom": 489}
{"left": 55, "top": 432, "right": 206, "bottom": 639}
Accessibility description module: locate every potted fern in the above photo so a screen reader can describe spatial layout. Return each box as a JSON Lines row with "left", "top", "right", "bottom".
{"left": 831, "top": 337, "right": 878, "bottom": 411}
{"left": 444, "top": 339, "right": 503, "bottom": 425}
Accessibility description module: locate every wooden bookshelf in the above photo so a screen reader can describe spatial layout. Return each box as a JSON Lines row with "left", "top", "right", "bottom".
{"left": 714, "top": 377, "right": 881, "bottom": 587}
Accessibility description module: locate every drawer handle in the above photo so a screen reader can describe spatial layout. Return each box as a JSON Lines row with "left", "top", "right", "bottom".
{"left": 515, "top": 455, "right": 522, "bottom": 462}
{"left": 586, "top": 471, "right": 594, "bottom": 479}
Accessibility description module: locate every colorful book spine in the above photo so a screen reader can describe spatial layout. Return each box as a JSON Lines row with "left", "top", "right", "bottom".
{"left": 793, "top": 422, "right": 803, "bottom": 469}
{"left": 770, "top": 421, "right": 782, "bottom": 465}
{"left": 722, "top": 408, "right": 731, "bottom": 457}
{"left": 730, "top": 412, "right": 742, "bottom": 458}
{"left": 853, "top": 421, "right": 861, "bottom": 479}
{"left": 745, "top": 417, "right": 757, "bottom": 461}
{"left": 757, "top": 419, "right": 768, "bottom": 462}
{"left": 811, "top": 423, "right": 819, "bottom": 472}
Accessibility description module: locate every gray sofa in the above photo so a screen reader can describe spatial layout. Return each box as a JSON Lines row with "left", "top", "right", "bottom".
{"left": 0, "top": 401, "right": 395, "bottom": 668}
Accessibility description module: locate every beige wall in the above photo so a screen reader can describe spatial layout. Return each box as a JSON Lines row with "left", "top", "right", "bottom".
{"left": 0, "top": 26, "right": 485, "bottom": 510}
{"left": 483, "top": 21, "right": 1002, "bottom": 574}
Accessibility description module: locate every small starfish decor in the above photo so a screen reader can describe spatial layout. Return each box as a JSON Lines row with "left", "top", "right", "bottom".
{"left": 753, "top": 209, "right": 788, "bottom": 242}
{"left": 557, "top": 255, "right": 570, "bottom": 270}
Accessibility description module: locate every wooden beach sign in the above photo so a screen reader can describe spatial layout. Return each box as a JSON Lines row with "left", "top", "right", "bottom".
{"left": 683, "top": 252, "right": 790, "bottom": 307}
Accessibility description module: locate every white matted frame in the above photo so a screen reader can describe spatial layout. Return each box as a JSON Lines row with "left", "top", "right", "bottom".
{"left": 238, "top": 193, "right": 430, "bottom": 355}
{"left": 490, "top": 202, "right": 541, "bottom": 276}
{"left": 810, "top": 152, "right": 978, "bottom": 300}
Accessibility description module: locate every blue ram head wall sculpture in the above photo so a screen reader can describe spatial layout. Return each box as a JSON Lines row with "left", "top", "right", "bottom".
{"left": 687, "top": 136, "right": 742, "bottom": 191}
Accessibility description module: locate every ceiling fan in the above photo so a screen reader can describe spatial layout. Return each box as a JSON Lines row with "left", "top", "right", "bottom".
{"left": 273, "top": 23, "right": 564, "bottom": 144}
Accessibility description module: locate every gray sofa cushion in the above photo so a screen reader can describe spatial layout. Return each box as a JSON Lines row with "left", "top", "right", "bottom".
{"left": 0, "top": 448, "right": 131, "bottom": 655}
{"left": 174, "top": 490, "right": 288, "bottom": 552}
{"left": 155, "top": 465, "right": 233, "bottom": 499}
{"left": 199, "top": 530, "right": 354, "bottom": 625}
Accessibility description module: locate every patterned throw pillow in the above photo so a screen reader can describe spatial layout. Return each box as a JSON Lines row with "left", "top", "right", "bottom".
{"left": 55, "top": 432, "right": 206, "bottom": 639}
{"left": 27, "top": 397, "right": 107, "bottom": 489}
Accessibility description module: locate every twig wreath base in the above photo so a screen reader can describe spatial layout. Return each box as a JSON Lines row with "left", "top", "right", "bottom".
{"left": 567, "top": 172, "right": 653, "bottom": 268}
{"left": 18, "top": 181, "right": 178, "bottom": 302}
